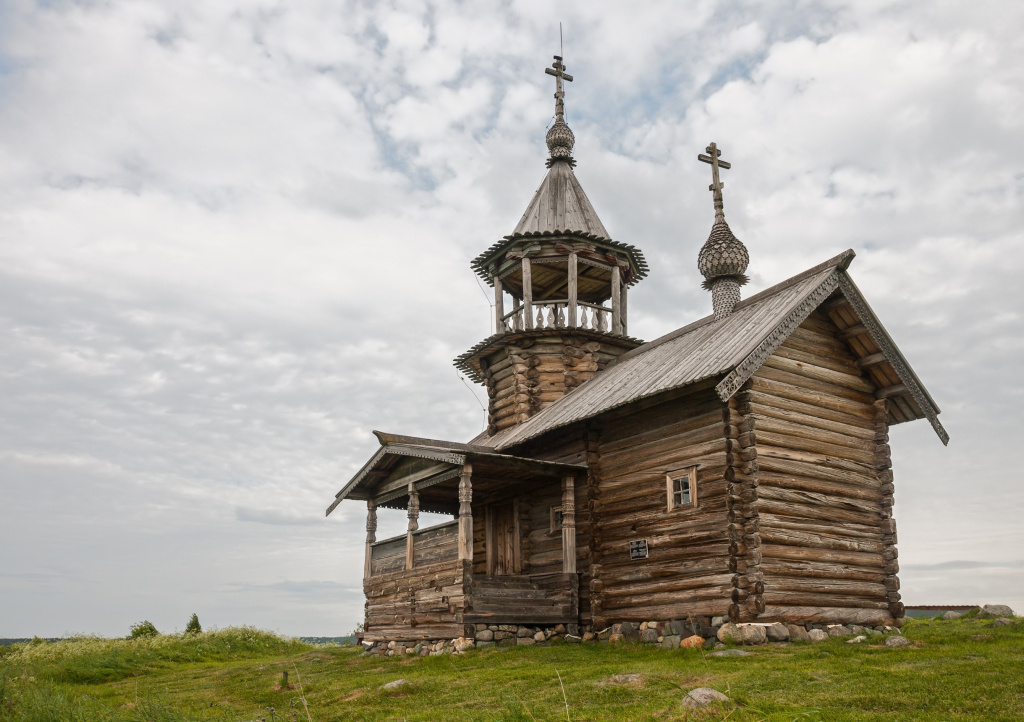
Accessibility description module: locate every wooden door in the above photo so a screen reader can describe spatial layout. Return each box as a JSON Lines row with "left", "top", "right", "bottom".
{"left": 486, "top": 502, "right": 519, "bottom": 576}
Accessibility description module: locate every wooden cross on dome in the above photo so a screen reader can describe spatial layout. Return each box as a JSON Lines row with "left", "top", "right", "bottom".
{"left": 698, "top": 142, "right": 731, "bottom": 221}
{"left": 545, "top": 56, "right": 573, "bottom": 122}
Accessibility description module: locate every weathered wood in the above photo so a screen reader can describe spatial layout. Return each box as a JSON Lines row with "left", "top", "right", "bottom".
{"left": 458, "top": 464, "right": 473, "bottom": 561}
{"left": 522, "top": 257, "right": 533, "bottom": 329}
{"left": 875, "top": 384, "right": 907, "bottom": 399}
{"left": 364, "top": 499, "right": 377, "bottom": 580}
{"left": 758, "top": 605, "right": 892, "bottom": 626}
{"left": 494, "top": 275, "right": 504, "bottom": 333}
{"left": 837, "top": 324, "right": 868, "bottom": 340}
{"left": 856, "top": 352, "right": 887, "bottom": 369}
{"left": 567, "top": 252, "right": 578, "bottom": 327}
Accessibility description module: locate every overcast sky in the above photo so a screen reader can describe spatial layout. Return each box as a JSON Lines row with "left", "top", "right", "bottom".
{"left": 1, "top": 0, "right": 1021, "bottom": 638}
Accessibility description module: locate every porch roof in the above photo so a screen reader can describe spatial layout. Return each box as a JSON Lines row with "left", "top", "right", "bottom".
{"left": 325, "top": 431, "right": 586, "bottom": 516}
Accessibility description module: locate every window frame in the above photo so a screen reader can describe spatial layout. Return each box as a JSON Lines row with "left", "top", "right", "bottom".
{"left": 549, "top": 505, "right": 564, "bottom": 533}
{"left": 665, "top": 466, "right": 698, "bottom": 512}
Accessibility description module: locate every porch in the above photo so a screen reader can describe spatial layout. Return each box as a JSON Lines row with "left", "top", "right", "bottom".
{"left": 327, "top": 432, "right": 587, "bottom": 641}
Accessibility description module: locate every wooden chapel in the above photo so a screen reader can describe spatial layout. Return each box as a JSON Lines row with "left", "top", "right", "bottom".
{"left": 326, "top": 56, "right": 947, "bottom": 644}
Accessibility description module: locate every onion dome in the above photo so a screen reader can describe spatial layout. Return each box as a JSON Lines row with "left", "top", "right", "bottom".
{"left": 546, "top": 119, "right": 575, "bottom": 161}
{"left": 698, "top": 219, "right": 749, "bottom": 290}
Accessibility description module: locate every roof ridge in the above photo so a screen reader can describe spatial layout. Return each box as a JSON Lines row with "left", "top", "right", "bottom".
{"left": 611, "top": 249, "right": 856, "bottom": 367}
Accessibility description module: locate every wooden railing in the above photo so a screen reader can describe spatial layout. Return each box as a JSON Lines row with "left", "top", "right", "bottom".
{"left": 501, "top": 302, "right": 611, "bottom": 333}
{"left": 369, "top": 521, "right": 458, "bottom": 576}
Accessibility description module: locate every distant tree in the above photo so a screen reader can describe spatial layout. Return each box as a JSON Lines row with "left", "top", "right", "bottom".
{"left": 185, "top": 613, "right": 202, "bottom": 635}
{"left": 129, "top": 620, "right": 159, "bottom": 639}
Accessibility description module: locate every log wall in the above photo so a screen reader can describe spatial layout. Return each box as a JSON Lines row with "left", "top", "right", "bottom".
{"left": 363, "top": 558, "right": 471, "bottom": 642}
{"left": 481, "top": 335, "right": 633, "bottom": 434}
{"left": 587, "top": 386, "right": 733, "bottom": 626}
{"left": 745, "top": 310, "right": 896, "bottom": 626}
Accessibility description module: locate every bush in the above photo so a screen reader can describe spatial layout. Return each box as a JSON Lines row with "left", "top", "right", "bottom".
{"left": 184, "top": 613, "right": 202, "bottom": 635}
{"left": 129, "top": 620, "right": 159, "bottom": 639}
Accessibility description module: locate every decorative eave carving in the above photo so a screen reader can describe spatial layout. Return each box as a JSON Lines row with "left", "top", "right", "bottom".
{"left": 836, "top": 273, "right": 949, "bottom": 446}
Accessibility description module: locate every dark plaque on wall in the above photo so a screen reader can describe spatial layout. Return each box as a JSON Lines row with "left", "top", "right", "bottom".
{"left": 629, "top": 539, "right": 649, "bottom": 560}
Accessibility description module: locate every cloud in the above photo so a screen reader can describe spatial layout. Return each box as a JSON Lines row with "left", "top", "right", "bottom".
{"left": 0, "top": 0, "right": 1021, "bottom": 636}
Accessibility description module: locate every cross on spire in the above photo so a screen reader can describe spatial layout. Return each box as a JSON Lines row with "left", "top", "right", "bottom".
{"left": 544, "top": 55, "right": 573, "bottom": 122}
{"left": 698, "top": 142, "right": 732, "bottom": 221}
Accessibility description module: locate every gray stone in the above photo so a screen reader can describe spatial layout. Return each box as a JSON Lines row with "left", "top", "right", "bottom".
{"left": 620, "top": 621, "right": 641, "bottom": 639}
{"left": 847, "top": 625, "right": 866, "bottom": 635}
{"left": 564, "top": 634, "right": 582, "bottom": 644}
{"left": 412, "top": 644, "right": 423, "bottom": 655}
{"left": 516, "top": 627, "right": 533, "bottom": 638}
{"left": 517, "top": 637, "right": 535, "bottom": 646}
{"left": 640, "top": 628, "right": 660, "bottom": 644}
{"left": 941, "top": 611, "right": 963, "bottom": 620}
{"left": 670, "top": 619, "right": 690, "bottom": 637}
{"left": 716, "top": 623, "right": 740, "bottom": 644}
{"left": 884, "top": 635, "right": 910, "bottom": 648}
{"left": 497, "top": 637, "right": 517, "bottom": 648}
{"left": 741, "top": 625, "right": 767, "bottom": 645}
{"left": 681, "top": 687, "right": 730, "bottom": 710}
{"left": 661, "top": 634, "right": 681, "bottom": 649}
{"left": 475, "top": 629, "right": 494, "bottom": 642}
{"left": 393, "top": 645, "right": 406, "bottom": 656}
{"left": 474, "top": 623, "right": 488, "bottom": 632}
{"left": 533, "top": 631, "right": 546, "bottom": 642}
{"left": 707, "top": 649, "right": 752, "bottom": 657}
{"left": 711, "top": 616, "right": 728, "bottom": 627}
{"left": 827, "top": 625, "right": 851, "bottom": 638}
{"left": 786, "top": 624, "right": 811, "bottom": 642}
{"left": 554, "top": 624, "right": 565, "bottom": 634}
{"left": 847, "top": 635, "right": 867, "bottom": 644}
{"left": 608, "top": 674, "right": 643, "bottom": 686}
{"left": 493, "top": 631, "right": 510, "bottom": 641}
{"left": 979, "top": 604, "right": 1016, "bottom": 619}
{"left": 454, "top": 638, "right": 475, "bottom": 652}
{"left": 808, "top": 629, "right": 829, "bottom": 643}
{"left": 765, "top": 623, "right": 789, "bottom": 642}
{"left": 993, "top": 618, "right": 1014, "bottom": 626}
{"left": 566, "top": 624, "right": 579, "bottom": 636}
{"left": 596, "top": 628, "right": 612, "bottom": 641}
{"left": 380, "top": 679, "right": 412, "bottom": 691}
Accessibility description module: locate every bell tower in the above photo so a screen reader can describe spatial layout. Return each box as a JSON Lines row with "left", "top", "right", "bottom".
{"left": 455, "top": 55, "right": 649, "bottom": 437}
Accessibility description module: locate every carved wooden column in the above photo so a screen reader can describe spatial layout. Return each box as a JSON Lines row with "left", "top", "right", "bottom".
{"left": 493, "top": 275, "right": 504, "bottom": 334}
{"left": 364, "top": 499, "right": 377, "bottom": 580}
{"left": 405, "top": 482, "right": 419, "bottom": 570}
{"left": 620, "top": 283, "right": 628, "bottom": 336}
{"left": 567, "top": 252, "right": 578, "bottom": 328}
{"left": 610, "top": 265, "right": 622, "bottom": 335}
{"left": 458, "top": 464, "right": 473, "bottom": 561}
{"left": 561, "top": 475, "right": 576, "bottom": 574}
{"left": 522, "top": 258, "right": 534, "bottom": 329}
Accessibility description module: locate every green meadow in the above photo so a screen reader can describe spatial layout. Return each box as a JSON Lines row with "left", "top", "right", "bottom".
{"left": 1, "top": 618, "right": 1022, "bottom": 721}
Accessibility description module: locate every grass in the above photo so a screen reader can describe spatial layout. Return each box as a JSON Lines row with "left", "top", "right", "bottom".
{"left": 1, "top": 618, "right": 1022, "bottom": 720}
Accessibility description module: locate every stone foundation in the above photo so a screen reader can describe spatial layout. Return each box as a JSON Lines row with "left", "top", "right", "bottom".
{"left": 361, "top": 617, "right": 906, "bottom": 656}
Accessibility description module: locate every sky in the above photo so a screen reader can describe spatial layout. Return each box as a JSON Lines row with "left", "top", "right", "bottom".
{"left": 0, "top": 0, "right": 1022, "bottom": 638}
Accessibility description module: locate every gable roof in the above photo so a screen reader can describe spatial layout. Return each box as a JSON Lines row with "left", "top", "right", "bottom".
{"left": 480, "top": 249, "right": 948, "bottom": 450}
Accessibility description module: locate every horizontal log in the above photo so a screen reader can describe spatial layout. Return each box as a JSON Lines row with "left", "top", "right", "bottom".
{"left": 856, "top": 352, "right": 887, "bottom": 369}
{"left": 762, "top": 354, "right": 875, "bottom": 394}
{"left": 759, "top": 559, "right": 885, "bottom": 583}
{"left": 758, "top": 606, "right": 893, "bottom": 626}
{"left": 762, "top": 590, "right": 890, "bottom": 609}
{"left": 764, "top": 576, "right": 887, "bottom": 598}
{"left": 759, "top": 528, "right": 885, "bottom": 554}
{"left": 838, "top": 324, "right": 869, "bottom": 340}
{"left": 747, "top": 376, "right": 875, "bottom": 419}
{"left": 760, "top": 543, "right": 883, "bottom": 568}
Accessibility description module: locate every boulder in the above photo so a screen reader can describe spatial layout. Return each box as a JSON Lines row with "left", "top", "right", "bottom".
{"left": 582, "top": 631, "right": 596, "bottom": 642}
{"left": 661, "top": 634, "right": 681, "bottom": 650}
{"left": 620, "top": 622, "right": 641, "bottom": 640}
{"left": 640, "top": 628, "right": 659, "bottom": 644}
{"left": 786, "top": 624, "right": 811, "bottom": 642}
{"left": 533, "top": 631, "right": 546, "bottom": 642}
{"left": 681, "top": 687, "right": 730, "bottom": 710}
{"left": 827, "top": 625, "right": 851, "bottom": 638}
{"left": 979, "top": 604, "right": 1015, "bottom": 619}
{"left": 492, "top": 631, "right": 510, "bottom": 641}
{"left": 808, "top": 629, "right": 829, "bottom": 643}
{"left": 941, "top": 611, "right": 963, "bottom": 620}
{"left": 765, "top": 623, "right": 789, "bottom": 642}
{"left": 474, "top": 623, "right": 488, "bottom": 632}
{"left": 380, "top": 679, "right": 412, "bottom": 691}
{"left": 516, "top": 627, "right": 533, "bottom": 638}
{"left": 993, "top": 618, "right": 1014, "bottom": 626}
{"left": 716, "top": 623, "right": 740, "bottom": 644}
{"left": 475, "top": 629, "right": 494, "bottom": 642}
{"left": 884, "top": 635, "right": 910, "bottom": 648}
{"left": 711, "top": 616, "right": 728, "bottom": 627}
{"left": 679, "top": 635, "right": 705, "bottom": 649}
{"left": 741, "top": 625, "right": 767, "bottom": 646}
{"left": 554, "top": 624, "right": 566, "bottom": 634}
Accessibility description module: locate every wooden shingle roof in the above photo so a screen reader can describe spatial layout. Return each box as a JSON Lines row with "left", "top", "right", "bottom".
{"left": 512, "top": 160, "right": 610, "bottom": 238}
{"left": 479, "top": 250, "right": 948, "bottom": 450}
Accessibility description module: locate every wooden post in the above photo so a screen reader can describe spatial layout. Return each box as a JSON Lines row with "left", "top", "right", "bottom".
{"left": 512, "top": 295, "right": 521, "bottom": 331}
{"left": 405, "top": 482, "right": 419, "bottom": 570}
{"left": 561, "top": 475, "right": 576, "bottom": 574}
{"left": 522, "top": 258, "right": 534, "bottom": 330}
{"left": 493, "top": 275, "right": 504, "bottom": 334}
{"left": 610, "top": 265, "right": 622, "bottom": 335}
{"left": 364, "top": 499, "right": 377, "bottom": 580}
{"left": 458, "top": 464, "right": 473, "bottom": 561}
{"left": 567, "top": 252, "right": 578, "bottom": 328}
{"left": 620, "top": 283, "right": 628, "bottom": 336}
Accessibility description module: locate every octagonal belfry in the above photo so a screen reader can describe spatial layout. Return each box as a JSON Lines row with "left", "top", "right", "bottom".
{"left": 455, "top": 56, "right": 648, "bottom": 437}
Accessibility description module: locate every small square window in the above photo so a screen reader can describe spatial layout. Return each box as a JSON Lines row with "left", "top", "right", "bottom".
{"left": 550, "top": 506, "right": 563, "bottom": 533}
{"left": 666, "top": 468, "right": 698, "bottom": 511}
